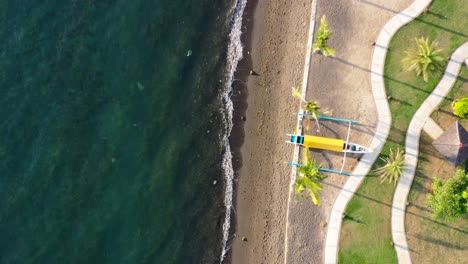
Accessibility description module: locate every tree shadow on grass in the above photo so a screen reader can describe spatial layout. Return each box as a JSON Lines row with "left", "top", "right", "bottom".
{"left": 390, "top": 97, "right": 413, "bottom": 106}
{"left": 410, "top": 234, "right": 467, "bottom": 250}
{"left": 356, "top": 0, "right": 468, "bottom": 38}
{"left": 330, "top": 56, "right": 433, "bottom": 96}
{"left": 343, "top": 214, "right": 365, "bottom": 224}
{"left": 322, "top": 181, "right": 468, "bottom": 234}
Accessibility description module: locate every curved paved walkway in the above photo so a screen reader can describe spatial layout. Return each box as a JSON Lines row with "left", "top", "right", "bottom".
{"left": 392, "top": 42, "right": 468, "bottom": 264}
{"left": 323, "top": 0, "right": 432, "bottom": 263}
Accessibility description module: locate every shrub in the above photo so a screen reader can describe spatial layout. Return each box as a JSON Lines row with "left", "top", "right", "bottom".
{"left": 374, "top": 148, "right": 406, "bottom": 185}
{"left": 427, "top": 169, "right": 468, "bottom": 222}
{"left": 312, "top": 16, "right": 336, "bottom": 57}
{"left": 401, "top": 37, "right": 443, "bottom": 82}
{"left": 453, "top": 97, "right": 468, "bottom": 118}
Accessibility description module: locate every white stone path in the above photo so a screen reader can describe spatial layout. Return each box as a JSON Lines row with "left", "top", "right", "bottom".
{"left": 392, "top": 42, "right": 468, "bottom": 264}
{"left": 323, "top": 0, "right": 432, "bottom": 263}
{"left": 422, "top": 117, "right": 444, "bottom": 140}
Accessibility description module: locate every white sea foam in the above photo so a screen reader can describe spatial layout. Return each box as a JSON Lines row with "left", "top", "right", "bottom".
{"left": 219, "top": 0, "right": 247, "bottom": 263}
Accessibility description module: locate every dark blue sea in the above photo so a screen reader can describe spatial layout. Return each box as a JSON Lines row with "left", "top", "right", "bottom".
{"left": 0, "top": 0, "right": 247, "bottom": 263}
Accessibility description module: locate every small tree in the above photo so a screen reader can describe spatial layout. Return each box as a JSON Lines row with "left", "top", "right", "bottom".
{"left": 427, "top": 169, "right": 468, "bottom": 222}
{"left": 292, "top": 87, "right": 332, "bottom": 132}
{"left": 374, "top": 148, "right": 406, "bottom": 185}
{"left": 313, "top": 16, "right": 336, "bottom": 57}
{"left": 453, "top": 97, "right": 468, "bottom": 118}
{"left": 295, "top": 151, "right": 328, "bottom": 205}
{"left": 401, "top": 37, "right": 443, "bottom": 82}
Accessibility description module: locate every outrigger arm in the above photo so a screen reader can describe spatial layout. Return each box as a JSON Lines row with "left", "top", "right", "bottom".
{"left": 288, "top": 161, "right": 351, "bottom": 176}
{"left": 297, "top": 113, "right": 361, "bottom": 125}
{"left": 340, "top": 121, "right": 352, "bottom": 173}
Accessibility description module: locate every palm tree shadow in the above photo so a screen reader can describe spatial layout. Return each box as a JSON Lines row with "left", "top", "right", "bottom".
{"left": 426, "top": 11, "right": 447, "bottom": 20}
{"left": 390, "top": 97, "right": 412, "bottom": 106}
{"left": 410, "top": 234, "right": 467, "bottom": 250}
{"left": 325, "top": 120, "right": 377, "bottom": 137}
{"left": 343, "top": 214, "right": 365, "bottom": 224}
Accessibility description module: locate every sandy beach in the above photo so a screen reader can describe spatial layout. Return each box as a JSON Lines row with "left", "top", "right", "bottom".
{"left": 229, "top": 0, "right": 413, "bottom": 263}
{"left": 229, "top": 0, "right": 310, "bottom": 263}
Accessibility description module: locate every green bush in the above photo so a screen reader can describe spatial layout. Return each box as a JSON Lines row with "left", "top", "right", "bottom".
{"left": 427, "top": 169, "right": 468, "bottom": 222}
{"left": 453, "top": 97, "right": 468, "bottom": 118}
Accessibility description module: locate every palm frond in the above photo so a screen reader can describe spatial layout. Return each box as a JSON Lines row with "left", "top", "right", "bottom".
{"left": 322, "top": 46, "right": 336, "bottom": 57}
{"left": 304, "top": 101, "right": 321, "bottom": 131}
{"left": 401, "top": 37, "right": 444, "bottom": 82}
{"left": 295, "top": 156, "right": 328, "bottom": 205}
{"left": 313, "top": 16, "right": 335, "bottom": 57}
{"left": 374, "top": 148, "right": 406, "bottom": 185}
{"left": 292, "top": 86, "right": 306, "bottom": 103}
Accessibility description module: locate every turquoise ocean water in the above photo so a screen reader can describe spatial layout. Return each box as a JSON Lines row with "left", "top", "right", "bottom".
{"left": 0, "top": 0, "right": 245, "bottom": 263}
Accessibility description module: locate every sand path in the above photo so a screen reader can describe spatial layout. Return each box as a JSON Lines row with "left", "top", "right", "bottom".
{"left": 230, "top": 0, "right": 411, "bottom": 263}
{"left": 230, "top": 0, "right": 312, "bottom": 263}
{"left": 286, "top": 1, "right": 412, "bottom": 263}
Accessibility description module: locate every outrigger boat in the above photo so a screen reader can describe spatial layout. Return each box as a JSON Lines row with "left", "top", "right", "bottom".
{"left": 286, "top": 112, "right": 372, "bottom": 175}
{"left": 287, "top": 134, "right": 371, "bottom": 154}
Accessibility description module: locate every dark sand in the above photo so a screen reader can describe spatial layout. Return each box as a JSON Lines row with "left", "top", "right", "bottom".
{"left": 230, "top": 0, "right": 413, "bottom": 263}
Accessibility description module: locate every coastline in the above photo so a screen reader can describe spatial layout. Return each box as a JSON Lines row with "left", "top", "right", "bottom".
{"left": 227, "top": 0, "right": 415, "bottom": 263}
{"left": 225, "top": 0, "right": 256, "bottom": 261}
{"left": 229, "top": 0, "right": 311, "bottom": 263}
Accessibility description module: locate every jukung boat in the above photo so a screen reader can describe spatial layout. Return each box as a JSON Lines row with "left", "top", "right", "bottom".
{"left": 287, "top": 134, "right": 371, "bottom": 154}
{"left": 286, "top": 113, "right": 372, "bottom": 175}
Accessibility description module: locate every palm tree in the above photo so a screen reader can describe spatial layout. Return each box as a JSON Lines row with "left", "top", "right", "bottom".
{"left": 401, "top": 37, "right": 443, "bottom": 82}
{"left": 304, "top": 101, "right": 321, "bottom": 132}
{"left": 292, "top": 86, "right": 306, "bottom": 103}
{"left": 313, "top": 16, "right": 336, "bottom": 57}
{"left": 374, "top": 148, "right": 406, "bottom": 185}
{"left": 292, "top": 87, "right": 323, "bottom": 132}
{"left": 295, "top": 151, "right": 328, "bottom": 205}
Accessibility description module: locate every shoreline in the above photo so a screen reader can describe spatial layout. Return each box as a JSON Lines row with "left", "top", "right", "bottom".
{"left": 225, "top": 0, "right": 257, "bottom": 262}
{"left": 228, "top": 0, "right": 311, "bottom": 263}
{"left": 225, "top": 0, "right": 413, "bottom": 263}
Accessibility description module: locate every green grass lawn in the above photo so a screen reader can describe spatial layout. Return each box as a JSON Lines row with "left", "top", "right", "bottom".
{"left": 431, "top": 67, "right": 468, "bottom": 129}
{"left": 405, "top": 132, "right": 468, "bottom": 263}
{"left": 339, "top": 1, "right": 468, "bottom": 263}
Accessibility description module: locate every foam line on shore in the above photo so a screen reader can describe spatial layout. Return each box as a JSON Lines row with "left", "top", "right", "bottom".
{"left": 219, "top": 0, "right": 247, "bottom": 262}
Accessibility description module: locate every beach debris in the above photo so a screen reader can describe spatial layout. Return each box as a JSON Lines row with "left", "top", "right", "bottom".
{"left": 320, "top": 221, "right": 327, "bottom": 228}
{"left": 186, "top": 49, "right": 192, "bottom": 56}
{"left": 249, "top": 70, "right": 258, "bottom": 76}
{"left": 241, "top": 236, "right": 248, "bottom": 242}
{"left": 213, "top": 180, "right": 217, "bottom": 185}
{"left": 241, "top": 116, "right": 246, "bottom": 121}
